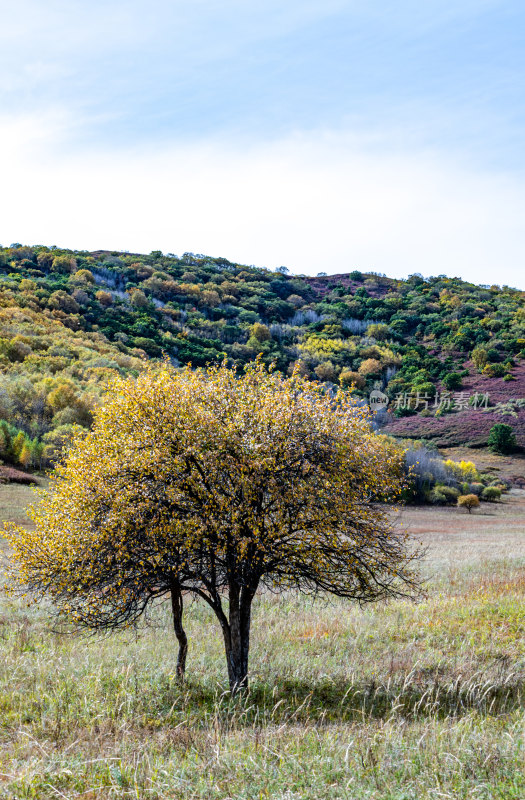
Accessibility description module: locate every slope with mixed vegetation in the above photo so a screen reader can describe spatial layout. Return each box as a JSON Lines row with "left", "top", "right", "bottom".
{"left": 0, "top": 244, "right": 524, "bottom": 473}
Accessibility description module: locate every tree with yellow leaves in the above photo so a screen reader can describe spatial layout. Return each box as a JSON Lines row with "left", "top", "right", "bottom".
{"left": 5, "top": 361, "right": 420, "bottom": 692}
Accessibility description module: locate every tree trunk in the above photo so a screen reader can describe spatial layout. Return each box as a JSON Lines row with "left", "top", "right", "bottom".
{"left": 170, "top": 579, "right": 188, "bottom": 681}
{"left": 222, "top": 583, "right": 255, "bottom": 694}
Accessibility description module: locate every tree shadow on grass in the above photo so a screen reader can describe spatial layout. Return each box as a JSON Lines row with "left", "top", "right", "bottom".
{"left": 163, "top": 671, "right": 525, "bottom": 727}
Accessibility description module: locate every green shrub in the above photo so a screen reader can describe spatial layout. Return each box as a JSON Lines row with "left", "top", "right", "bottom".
{"left": 488, "top": 423, "right": 517, "bottom": 454}
{"left": 442, "top": 372, "right": 463, "bottom": 391}
{"left": 481, "top": 486, "right": 501, "bottom": 502}
{"left": 483, "top": 363, "right": 505, "bottom": 378}
{"left": 469, "top": 482, "right": 484, "bottom": 496}
{"left": 439, "top": 485, "right": 460, "bottom": 503}
{"left": 486, "top": 348, "right": 500, "bottom": 363}
{"left": 429, "top": 488, "right": 447, "bottom": 505}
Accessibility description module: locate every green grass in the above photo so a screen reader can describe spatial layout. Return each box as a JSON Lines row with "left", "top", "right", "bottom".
{"left": 0, "top": 487, "right": 524, "bottom": 798}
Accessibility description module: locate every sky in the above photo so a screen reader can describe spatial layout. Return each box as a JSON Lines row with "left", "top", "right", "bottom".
{"left": 1, "top": 1, "right": 524, "bottom": 286}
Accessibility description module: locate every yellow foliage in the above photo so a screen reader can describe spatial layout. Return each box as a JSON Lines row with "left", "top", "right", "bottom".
{"left": 5, "top": 361, "right": 418, "bottom": 626}
{"left": 358, "top": 358, "right": 382, "bottom": 376}
{"left": 457, "top": 494, "right": 480, "bottom": 513}
{"left": 444, "top": 459, "right": 479, "bottom": 482}
{"left": 299, "top": 334, "right": 355, "bottom": 357}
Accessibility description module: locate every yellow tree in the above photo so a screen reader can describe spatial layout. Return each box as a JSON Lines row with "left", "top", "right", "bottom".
{"left": 5, "top": 361, "right": 420, "bottom": 692}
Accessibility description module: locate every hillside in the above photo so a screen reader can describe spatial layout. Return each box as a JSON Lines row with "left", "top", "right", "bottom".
{"left": 0, "top": 244, "right": 524, "bottom": 470}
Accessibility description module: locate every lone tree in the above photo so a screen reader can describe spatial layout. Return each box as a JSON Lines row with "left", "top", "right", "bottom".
{"left": 5, "top": 362, "right": 420, "bottom": 692}
{"left": 457, "top": 494, "right": 480, "bottom": 514}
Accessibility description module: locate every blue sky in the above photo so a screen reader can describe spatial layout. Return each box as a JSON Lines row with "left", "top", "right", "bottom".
{"left": 1, "top": 1, "right": 524, "bottom": 285}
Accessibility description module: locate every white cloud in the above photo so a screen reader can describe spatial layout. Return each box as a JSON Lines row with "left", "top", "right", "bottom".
{"left": 1, "top": 114, "right": 524, "bottom": 287}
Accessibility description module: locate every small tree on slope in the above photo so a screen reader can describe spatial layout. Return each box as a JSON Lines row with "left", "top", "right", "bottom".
{"left": 5, "top": 361, "right": 421, "bottom": 693}
{"left": 487, "top": 423, "right": 517, "bottom": 455}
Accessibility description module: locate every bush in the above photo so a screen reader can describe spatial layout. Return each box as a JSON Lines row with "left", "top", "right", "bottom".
{"left": 314, "top": 362, "right": 336, "bottom": 382}
{"left": 133, "top": 337, "right": 162, "bottom": 356}
{"left": 481, "top": 486, "right": 501, "bottom": 502}
{"left": 366, "top": 323, "right": 390, "bottom": 341}
{"left": 439, "top": 485, "right": 460, "bottom": 503}
{"left": 339, "top": 370, "right": 365, "bottom": 389}
{"left": 471, "top": 346, "right": 488, "bottom": 371}
{"left": 358, "top": 358, "right": 382, "bottom": 377}
{"left": 250, "top": 323, "right": 271, "bottom": 343}
{"left": 457, "top": 494, "right": 480, "bottom": 513}
{"left": 483, "top": 363, "right": 505, "bottom": 378}
{"left": 489, "top": 479, "right": 509, "bottom": 492}
{"left": 487, "top": 423, "right": 517, "bottom": 454}
{"left": 444, "top": 459, "right": 479, "bottom": 482}
{"left": 486, "top": 348, "right": 500, "bottom": 362}
{"left": 429, "top": 488, "right": 447, "bottom": 505}
{"left": 442, "top": 372, "right": 463, "bottom": 391}
{"left": 469, "top": 482, "right": 484, "bottom": 496}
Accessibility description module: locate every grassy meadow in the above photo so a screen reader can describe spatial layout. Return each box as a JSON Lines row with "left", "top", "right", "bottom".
{"left": 0, "top": 482, "right": 524, "bottom": 799}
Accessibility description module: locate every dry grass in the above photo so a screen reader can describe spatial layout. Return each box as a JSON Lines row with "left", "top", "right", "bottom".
{"left": 0, "top": 482, "right": 44, "bottom": 532}
{"left": 0, "top": 487, "right": 523, "bottom": 798}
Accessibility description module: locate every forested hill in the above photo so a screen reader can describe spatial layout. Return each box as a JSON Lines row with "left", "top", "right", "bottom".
{"left": 1, "top": 244, "right": 524, "bottom": 469}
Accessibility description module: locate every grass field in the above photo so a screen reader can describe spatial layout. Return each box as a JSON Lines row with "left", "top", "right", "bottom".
{"left": 0, "top": 482, "right": 524, "bottom": 799}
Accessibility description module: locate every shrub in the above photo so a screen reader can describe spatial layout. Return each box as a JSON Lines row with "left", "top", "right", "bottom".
{"left": 457, "top": 494, "right": 480, "bottom": 513}
{"left": 439, "top": 485, "right": 460, "bottom": 503}
{"left": 358, "top": 358, "right": 382, "bottom": 376}
{"left": 95, "top": 290, "right": 112, "bottom": 307}
{"left": 444, "top": 459, "right": 479, "bottom": 482}
{"left": 483, "top": 363, "right": 505, "bottom": 378}
{"left": 442, "top": 372, "right": 463, "bottom": 391}
{"left": 469, "top": 482, "right": 484, "bottom": 496}
{"left": 314, "top": 361, "right": 336, "bottom": 382}
{"left": 71, "top": 269, "right": 95, "bottom": 285}
{"left": 133, "top": 337, "right": 162, "bottom": 356}
{"left": 130, "top": 289, "right": 149, "bottom": 309}
{"left": 489, "top": 479, "right": 509, "bottom": 492}
{"left": 481, "top": 486, "right": 501, "bottom": 502}
{"left": 249, "top": 323, "right": 271, "bottom": 343}
{"left": 429, "top": 488, "right": 447, "bottom": 505}
{"left": 366, "top": 323, "right": 390, "bottom": 341}
{"left": 471, "top": 346, "right": 488, "bottom": 370}
{"left": 0, "top": 465, "right": 38, "bottom": 484}
{"left": 488, "top": 423, "right": 517, "bottom": 454}
{"left": 339, "top": 369, "right": 365, "bottom": 389}
{"left": 287, "top": 294, "right": 304, "bottom": 308}
{"left": 404, "top": 447, "right": 457, "bottom": 503}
